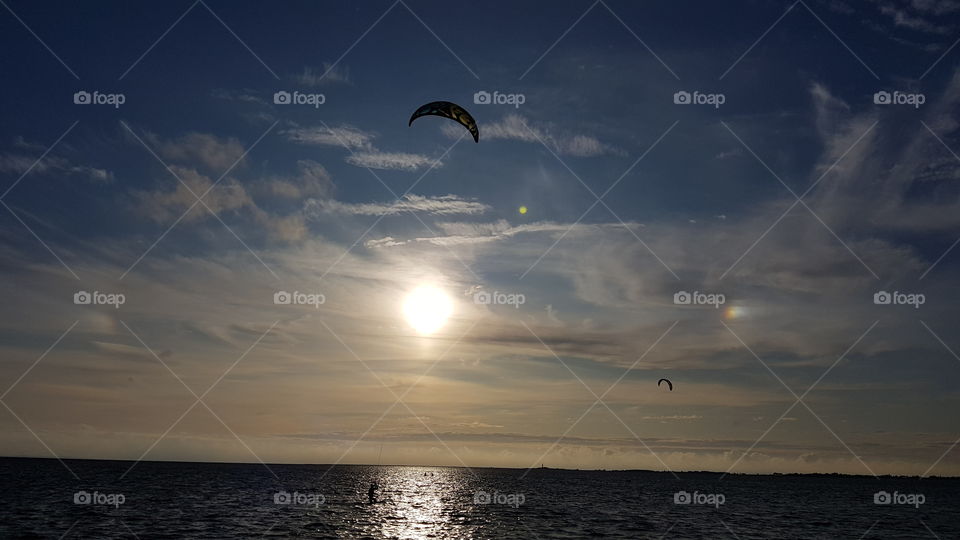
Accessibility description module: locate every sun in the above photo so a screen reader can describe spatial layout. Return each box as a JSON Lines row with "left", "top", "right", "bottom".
{"left": 402, "top": 285, "right": 453, "bottom": 335}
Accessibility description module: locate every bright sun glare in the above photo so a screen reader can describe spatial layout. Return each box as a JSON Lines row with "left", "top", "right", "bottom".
{"left": 403, "top": 285, "right": 453, "bottom": 335}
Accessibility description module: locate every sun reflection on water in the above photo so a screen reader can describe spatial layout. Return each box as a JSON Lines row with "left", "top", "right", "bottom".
{"left": 369, "top": 466, "right": 473, "bottom": 540}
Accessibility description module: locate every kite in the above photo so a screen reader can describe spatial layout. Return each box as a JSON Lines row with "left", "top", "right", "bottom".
{"left": 409, "top": 101, "right": 479, "bottom": 143}
{"left": 657, "top": 378, "right": 673, "bottom": 391}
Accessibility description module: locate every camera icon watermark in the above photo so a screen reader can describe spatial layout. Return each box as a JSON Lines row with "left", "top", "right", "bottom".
{"left": 473, "top": 490, "right": 524, "bottom": 508}
{"left": 473, "top": 290, "right": 525, "bottom": 309}
{"left": 74, "top": 490, "right": 126, "bottom": 508}
{"left": 74, "top": 290, "right": 125, "bottom": 309}
{"left": 873, "top": 90, "right": 924, "bottom": 108}
{"left": 673, "top": 90, "right": 725, "bottom": 108}
{"left": 473, "top": 90, "right": 525, "bottom": 108}
{"left": 674, "top": 290, "right": 725, "bottom": 308}
{"left": 674, "top": 490, "right": 725, "bottom": 508}
{"left": 273, "top": 490, "right": 324, "bottom": 506}
{"left": 273, "top": 90, "right": 325, "bottom": 108}
{"left": 73, "top": 90, "right": 126, "bottom": 108}
{"left": 873, "top": 290, "right": 924, "bottom": 309}
{"left": 273, "top": 290, "right": 325, "bottom": 309}
{"left": 873, "top": 490, "right": 924, "bottom": 508}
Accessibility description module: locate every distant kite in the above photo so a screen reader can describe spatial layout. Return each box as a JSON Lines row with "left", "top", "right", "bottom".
{"left": 409, "top": 101, "right": 479, "bottom": 143}
{"left": 658, "top": 378, "right": 673, "bottom": 391}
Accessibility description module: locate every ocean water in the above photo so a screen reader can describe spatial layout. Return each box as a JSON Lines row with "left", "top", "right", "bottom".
{"left": 0, "top": 458, "right": 957, "bottom": 539}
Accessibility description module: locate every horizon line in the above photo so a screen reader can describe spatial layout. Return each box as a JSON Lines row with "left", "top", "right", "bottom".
{"left": 1, "top": 455, "right": 956, "bottom": 479}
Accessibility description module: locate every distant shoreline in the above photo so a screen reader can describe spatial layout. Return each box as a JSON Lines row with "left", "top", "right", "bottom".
{"left": 1, "top": 455, "right": 955, "bottom": 479}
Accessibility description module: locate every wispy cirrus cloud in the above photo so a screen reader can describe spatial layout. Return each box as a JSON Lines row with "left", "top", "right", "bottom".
{"left": 135, "top": 167, "right": 310, "bottom": 242}
{"left": 877, "top": 1, "right": 956, "bottom": 34}
{"left": 0, "top": 152, "right": 112, "bottom": 183}
{"left": 282, "top": 124, "right": 441, "bottom": 170}
{"left": 308, "top": 194, "right": 489, "bottom": 217}
{"left": 130, "top": 132, "right": 339, "bottom": 243}
{"left": 135, "top": 166, "right": 253, "bottom": 223}
{"left": 147, "top": 132, "right": 248, "bottom": 172}
{"left": 443, "top": 114, "right": 623, "bottom": 157}
{"left": 364, "top": 236, "right": 407, "bottom": 248}
{"left": 346, "top": 151, "right": 439, "bottom": 171}
{"left": 211, "top": 88, "right": 268, "bottom": 105}
{"left": 260, "top": 160, "right": 334, "bottom": 200}
{"left": 367, "top": 219, "right": 635, "bottom": 247}
{"left": 92, "top": 341, "right": 172, "bottom": 361}
{"left": 281, "top": 125, "right": 374, "bottom": 150}
{"left": 294, "top": 63, "right": 352, "bottom": 87}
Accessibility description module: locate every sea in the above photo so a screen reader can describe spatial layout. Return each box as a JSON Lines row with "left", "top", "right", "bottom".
{"left": 0, "top": 458, "right": 957, "bottom": 539}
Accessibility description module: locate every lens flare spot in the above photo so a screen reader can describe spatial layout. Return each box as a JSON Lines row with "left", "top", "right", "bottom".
{"left": 724, "top": 305, "right": 746, "bottom": 319}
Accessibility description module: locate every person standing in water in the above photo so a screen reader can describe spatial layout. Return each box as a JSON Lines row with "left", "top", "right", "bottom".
{"left": 368, "top": 482, "right": 378, "bottom": 504}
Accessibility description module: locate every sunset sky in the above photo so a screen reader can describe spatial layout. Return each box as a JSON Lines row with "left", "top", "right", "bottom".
{"left": 2, "top": 0, "right": 960, "bottom": 477}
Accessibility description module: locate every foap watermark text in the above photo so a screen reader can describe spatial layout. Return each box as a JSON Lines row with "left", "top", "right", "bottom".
{"left": 673, "top": 90, "right": 725, "bottom": 108}
{"left": 474, "top": 490, "right": 525, "bottom": 508}
{"left": 274, "top": 290, "right": 325, "bottom": 308}
{"left": 274, "top": 90, "right": 325, "bottom": 108}
{"left": 674, "top": 490, "right": 725, "bottom": 508}
{"left": 74, "top": 290, "right": 125, "bottom": 309}
{"left": 674, "top": 290, "right": 725, "bottom": 308}
{"left": 873, "top": 91, "right": 924, "bottom": 108}
{"left": 274, "top": 490, "right": 325, "bottom": 506}
{"left": 74, "top": 90, "right": 125, "bottom": 108}
{"left": 74, "top": 490, "right": 125, "bottom": 508}
{"left": 873, "top": 290, "right": 924, "bottom": 309}
{"left": 474, "top": 290, "right": 525, "bottom": 309}
{"left": 474, "top": 90, "right": 525, "bottom": 108}
{"left": 874, "top": 490, "right": 925, "bottom": 508}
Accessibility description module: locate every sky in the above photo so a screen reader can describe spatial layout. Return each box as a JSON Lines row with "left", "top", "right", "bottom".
{"left": 1, "top": 0, "right": 960, "bottom": 477}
